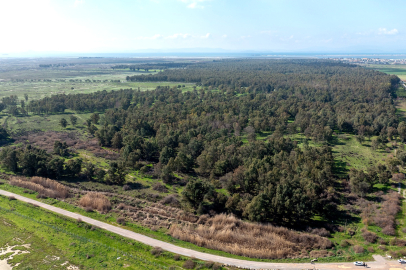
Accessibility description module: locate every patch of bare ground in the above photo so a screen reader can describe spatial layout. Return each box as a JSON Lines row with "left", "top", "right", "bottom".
{"left": 13, "top": 131, "right": 119, "bottom": 160}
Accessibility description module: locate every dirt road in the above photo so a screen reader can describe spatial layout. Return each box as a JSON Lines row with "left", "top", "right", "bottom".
{"left": 0, "top": 189, "right": 402, "bottom": 270}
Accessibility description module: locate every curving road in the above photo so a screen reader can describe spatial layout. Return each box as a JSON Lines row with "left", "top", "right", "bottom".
{"left": 0, "top": 189, "right": 400, "bottom": 270}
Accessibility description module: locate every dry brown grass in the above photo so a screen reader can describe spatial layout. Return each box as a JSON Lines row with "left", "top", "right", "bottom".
{"left": 169, "top": 214, "right": 332, "bottom": 259}
{"left": 79, "top": 192, "right": 111, "bottom": 213}
{"left": 10, "top": 176, "right": 68, "bottom": 199}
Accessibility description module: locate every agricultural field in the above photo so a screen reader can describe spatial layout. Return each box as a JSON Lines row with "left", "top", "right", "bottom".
{"left": 0, "top": 57, "right": 196, "bottom": 100}
{"left": 366, "top": 64, "right": 406, "bottom": 81}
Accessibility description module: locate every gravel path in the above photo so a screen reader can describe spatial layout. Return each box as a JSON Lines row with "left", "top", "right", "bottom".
{"left": 0, "top": 189, "right": 399, "bottom": 270}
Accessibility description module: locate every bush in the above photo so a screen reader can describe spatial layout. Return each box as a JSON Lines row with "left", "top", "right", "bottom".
{"left": 390, "top": 238, "right": 406, "bottom": 247}
{"left": 340, "top": 240, "right": 350, "bottom": 247}
{"left": 173, "top": 254, "right": 181, "bottom": 261}
{"left": 367, "top": 246, "right": 374, "bottom": 253}
{"left": 8, "top": 196, "right": 16, "bottom": 201}
{"left": 150, "top": 247, "right": 163, "bottom": 257}
{"left": 353, "top": 245, "right": 364, "bottom": 254}
{"left": 117, "top": 217, "right": 126, "bottom": 225}
{"left": 382, "top": 225, "right": 396, "bottom": 236}
{"left": 183, "top": 260, "right": 196, "bottom": 269}
{"left": 378, "top": 238, "right": 388, "bottom": 245}
{"left": 79, "top": 192, "right": 111, "bottom": 213}
{"left": 153, "top": 182, "right": 168, "bottom": 193}
{"left": 362, "top": 230, "right": 378, "bottom": 243}
{"left": 309, "top": 227, "right": 331, "bottom": 237}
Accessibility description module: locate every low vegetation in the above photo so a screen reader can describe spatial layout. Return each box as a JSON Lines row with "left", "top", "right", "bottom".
{"left": 10, "top": 176, "right": 69, "bottom": 199}
{"left": 169, "top": 214, "right": 332, "bottom": 259}
{"left": 79, "top": 192, "right": 112, "bottom": 213}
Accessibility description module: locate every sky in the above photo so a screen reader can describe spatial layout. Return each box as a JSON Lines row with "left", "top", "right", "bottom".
{"left": 0, "top": 0, "right": 405, "bottom": 54}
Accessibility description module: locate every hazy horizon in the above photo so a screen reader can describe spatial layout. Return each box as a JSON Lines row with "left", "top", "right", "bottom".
{"left": 1, "top": 0, "right": 405, "bottom": 56}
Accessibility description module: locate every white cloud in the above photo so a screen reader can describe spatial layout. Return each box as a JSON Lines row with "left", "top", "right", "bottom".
{"left": 222, "top": 34, "right": 227, "bottom": 38}
{"left": 378, "top": 28, "right": 398, "bottom": 35}
{"left": 180, "top": 0, "right": 212, "bottom": 9}
{"left": 201, "top": 33, "right": 211, "bottom": 39}
{"left": 74, "top": 0, "right": 83, "bottom": 7}
{"left": 135, "top": 34, "right": 163, "bottom": 40}
{"left": 166, "top": 33, "right": 192, "bottom": 39}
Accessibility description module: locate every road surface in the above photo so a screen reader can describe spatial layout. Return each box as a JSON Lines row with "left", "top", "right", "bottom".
{"left": 0, "top": 189, "right": 402, "bottom": 270}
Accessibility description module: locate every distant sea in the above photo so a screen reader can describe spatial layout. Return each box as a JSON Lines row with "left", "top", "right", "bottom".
{"left": 3, "top": 52, "right": 406, "bottom": 59}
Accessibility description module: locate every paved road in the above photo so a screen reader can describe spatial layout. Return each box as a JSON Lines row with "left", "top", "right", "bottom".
{"left": 0, "top": 189, "right": 402, "bottom": 270}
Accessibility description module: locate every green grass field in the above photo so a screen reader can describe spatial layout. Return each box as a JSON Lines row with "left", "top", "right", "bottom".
{"left": 366, "top": 64, "right": 406, "bottom": 80}
{"left": 0, "top": 194, "right": 211, "bottom": 270}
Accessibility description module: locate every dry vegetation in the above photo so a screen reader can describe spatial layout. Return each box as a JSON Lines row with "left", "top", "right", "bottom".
{"left": 79, "top": 192, "right": 112, "bottom": 213}
{"left": 169, "top": 214, "right": 332, "bottom": 259}
{"left": 358, "top": 191, "right": 400, "bottom": 235}
{"left": 14, "top": 131, "right": 119, "bottom": 159}
{"left": 10, "top": 176, "right": 68, "bottom": 199}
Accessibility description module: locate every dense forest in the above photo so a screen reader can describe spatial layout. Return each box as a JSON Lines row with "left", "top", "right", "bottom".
{"left": 2, "top": 59, "right": 403, "bottom": 225}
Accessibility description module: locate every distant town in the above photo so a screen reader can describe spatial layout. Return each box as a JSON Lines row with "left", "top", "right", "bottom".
{"left": 332, "top": 57, "right": 406, "bottom": 65}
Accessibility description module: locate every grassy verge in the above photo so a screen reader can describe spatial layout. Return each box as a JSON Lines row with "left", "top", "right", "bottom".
{"left": 0, "top": 194, "right": 203, "bottom": 270}
{"left": 0, "top": 182, "right": 379, "bottom": 263}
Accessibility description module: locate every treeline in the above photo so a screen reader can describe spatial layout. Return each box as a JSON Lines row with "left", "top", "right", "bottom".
{"left": 26, "top": 89, "right": 134, "bottom": 114}
{"left": 0, "top": 143, "right": 125, "bottom": 185}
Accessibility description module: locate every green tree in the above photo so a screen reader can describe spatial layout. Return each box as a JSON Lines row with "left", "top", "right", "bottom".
{"left": 60, "top": 118, "right": 68, "bottom": 128}
{"left": 111, "top": 132, "right": 123, "bottom": 149}
{"left": 65, "top": 158, "right": 82, "bottom": 177}
{"left": 84, "top": 162, "right": 95, "bottom": 180}
{"left": 70, "top": 115, "right": 78, "bottom": 126}
{"left": 107, "top": 162, "right": 126, "bottom": 185}
{"left": 47, "top": 157, "right": 64, "bottom": 179}
{"left": 181, "top": 178, "right": 215, "bottom": 209}
{"left": 90, "top": 113, "right": 100, "bottom": 124}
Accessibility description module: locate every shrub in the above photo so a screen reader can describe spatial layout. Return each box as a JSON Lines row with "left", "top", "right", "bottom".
{"left": 353, "top": 245, "right": 364, "bottom": 254}
{"left": 173, "top": 254, "right": 181, "bottom": 261}
{"left": 378, "top": 238, "right": 388, "bottom": 245}
{"left": 150, "top": 247, "right": 163, "bottom": 257}
{"left": 160, "top": 194, "right": 180, "bottom": 207}
{"left": 309, "top": 228, "right": 331, "bottom": 237}
{"left": 378, "top": 245, "right": 386, "bottom": 250}
{"left": 117, "top": 217, "right": 126, "bottom": 225}
{"left": 362, "top": 230, "right": 378, "bottom": 243}
{"left": 8, "top": 196, "right": 16, "bottom": 201}
{"left": 123, "top": 184, "right": 131, "bottom": 191}
{"left": 79, "top": 192, "right": 111, "bottom": 212}
{"left": 402, "top": 227, "right": 406, "bottom": 234}
{"left": 153, "top": 182, "right": 168, "bottom": 193}
{"left": 340, "top": 240, "right": 350, "bottom": 247}
{"left": 183, "top": 260, "right": 196, "bottom": 269}
{"left": 367, "top": 246, "right": 374, "bottom": 253}
{"left": 382, "top": 225, "right": 396, "bottom": 236}
{"left": 390, "top": 238, "right": 406, "bottom": 247}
